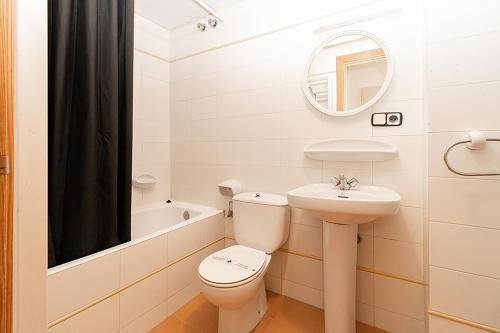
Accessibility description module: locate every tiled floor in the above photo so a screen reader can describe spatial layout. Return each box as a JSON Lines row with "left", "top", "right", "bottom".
{"left": 150, "top": 292, "right": 388, "bottom": 333}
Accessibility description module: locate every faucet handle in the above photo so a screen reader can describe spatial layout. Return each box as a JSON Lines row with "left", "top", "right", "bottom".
{"left": 347, "top": 177, "right": 359, "bottom": 189}
{"left": 332, "top": 175, "right": 346, "bottom": 188}
{"left": 334, "top": 175, "right": 346, "bottom": 181}
{"left": 331, "top": 178, "right": 340, "bottom": 187}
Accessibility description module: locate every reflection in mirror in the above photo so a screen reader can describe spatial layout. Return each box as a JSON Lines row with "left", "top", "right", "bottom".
{"left": 304, "top": 32, "right": 391, "bottom": 116}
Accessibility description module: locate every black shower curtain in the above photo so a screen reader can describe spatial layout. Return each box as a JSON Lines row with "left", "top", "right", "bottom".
{"left": 48, "top": 0, "right": 134, "bottom": 267}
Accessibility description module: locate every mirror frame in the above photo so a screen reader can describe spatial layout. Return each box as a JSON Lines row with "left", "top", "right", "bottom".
{"left": 303, "top": 30, "right": 393, "bottom": 117}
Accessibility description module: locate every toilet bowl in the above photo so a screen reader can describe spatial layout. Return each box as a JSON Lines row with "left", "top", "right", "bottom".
{"left": 199, "top": 245, "right": 271, "bottom": 332}
{"left": 198, "top": 192, "right": 289, "bottom": 333}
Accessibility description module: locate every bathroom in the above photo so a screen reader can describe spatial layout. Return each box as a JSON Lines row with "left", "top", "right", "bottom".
{"left": 1, "top": 0, "right": 500, "bottom": 332}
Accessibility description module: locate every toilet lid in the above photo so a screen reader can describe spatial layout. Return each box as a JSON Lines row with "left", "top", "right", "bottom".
{"left": 198, "top": 245, "right": 266, "bottom": 285}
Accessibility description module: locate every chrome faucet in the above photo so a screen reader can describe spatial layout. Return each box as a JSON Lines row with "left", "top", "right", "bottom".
{"left": 332, "top": 175, "right": 359, "bottom": 191}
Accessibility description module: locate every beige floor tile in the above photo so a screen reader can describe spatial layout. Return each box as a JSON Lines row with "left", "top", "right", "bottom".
{"left": 150, "top": 292, "right": 388, "bottom": 333}
{"left": 251, "top": 317, "right": 272, "bottom": 333}
{"left": 172, "top": 294, "right": 218, "bottom": 331}
{"left": 149, "top": 316, "right": 198, "bottom": 333}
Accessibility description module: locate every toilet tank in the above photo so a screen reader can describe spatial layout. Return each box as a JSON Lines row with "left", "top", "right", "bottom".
{"left": 232, "top": 192, "right": 290, "bottom": 254}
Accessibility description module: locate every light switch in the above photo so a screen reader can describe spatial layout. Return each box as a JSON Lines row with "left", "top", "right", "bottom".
{"left": 371, "top": 113, "right": 387, "bottom": 126}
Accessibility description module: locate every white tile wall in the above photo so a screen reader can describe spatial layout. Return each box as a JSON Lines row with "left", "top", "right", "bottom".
{"left": 167, "top": 221, "right": 201, "bottom": 263}
{"left": 429, "top": 316, "right": 489, "bottom": 333}
{"left": 48, "top": 296, "right": 120, "bottom": 333}
{"left": 119, "top": 271, "right": 168, "bottom": 328}
{"left": 427, "top": 0, "right": 500, "bottom": 42}
{"left": 168, "top": 1, "right": 427, "bottom": 330}
{"left": 132, "top": 17, "right": 171, "bottom": 208}
{"left": 430, "top": 267, "right": 500, "bottom": 328}
{"left": 167, "top": 254, "right": 199, "bottom": 298}
{"left": 357, "top": 302, "right": 375, "bottom": 326}
{"left": 47, "top": 251, "right": 121, "bottom": 323}
{"left": 374, "top": 307, "right": 426, "bottom": 333}
{"left": 282, "top": 280, "right": 324, "bottom": 309}
{"left": 430, "top": 222, "right": 500, "bottom": 279}
{"left": 200, "top": 214, "right": 225, "bottom": 246}
{"left": 374, "top": 206, "right": 424, "bottom": 244}
{"left": 374, "top": 275, "right": 425, "bottom": 321}
{"left": 286, "top": 223, "right": 323, "bottom": 258}
{"left": 120, "top": 235, "right": 168, "bottom": 286}
{"left": 283, "top": 254, "right": 323, "bottom": 291}
{"left": 166, "top": 280, "right": 201, "bottom": 317}
{"left": 428, "top": 31, "right": 500, "bottom": 88}
{"left": 356, "top": 271, "right": 374, "bottom": 305}
{"left": 428, "top": 83, "right": 500, "bottom": 132}
{"left": 374, "top": 238, "right": 423, "bottom": 281}
{"left": 427, "top": 1, "right": 500, "bottom": 331}
{"left": 120, "top": 301, "right": 168, "bottom": 333}
{"left": 357, "top": 273, "right": 428, "bottom": 332}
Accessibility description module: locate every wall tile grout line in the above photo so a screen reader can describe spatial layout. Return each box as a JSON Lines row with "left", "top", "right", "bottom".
{"left": 430, "top": 219, "right": 500, "bottom": 232}
{"left": 430, "top": 265, "right": 500, "bottom": 283}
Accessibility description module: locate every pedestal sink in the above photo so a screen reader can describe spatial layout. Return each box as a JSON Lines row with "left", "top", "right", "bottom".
{"left": 287, "top": 183, "right": 400, "bottom": 333}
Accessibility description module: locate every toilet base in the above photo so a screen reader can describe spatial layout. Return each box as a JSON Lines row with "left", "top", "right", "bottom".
{"left": 218, "top": 280, "right": 267, "bottom": 333}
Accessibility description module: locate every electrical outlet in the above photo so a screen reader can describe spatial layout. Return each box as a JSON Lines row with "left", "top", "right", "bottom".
{"left": 387, "top": 113, "right": 402, "bottom": 126}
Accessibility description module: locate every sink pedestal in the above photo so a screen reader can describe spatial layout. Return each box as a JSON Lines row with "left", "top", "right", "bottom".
{"left": 323, "top": 221, "right": 358, "bottom": 333}
{"left": 287, "top": 183, "right": 401, "bottom": 333}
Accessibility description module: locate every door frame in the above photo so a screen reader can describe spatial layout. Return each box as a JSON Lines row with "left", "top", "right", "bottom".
{"left": 335, "top": 48, "right": 385, "bottom": 111}
{"left": 0, "top": 0, "right": 14, "bottom": 332}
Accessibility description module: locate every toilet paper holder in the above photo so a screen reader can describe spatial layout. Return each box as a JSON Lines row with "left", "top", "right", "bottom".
{"left": 443, "top": 131, "right": 500, "bottom": 176}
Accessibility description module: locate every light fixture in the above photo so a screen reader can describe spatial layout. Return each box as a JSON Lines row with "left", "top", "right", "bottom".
{"left": 208, "top": 17, "right": 218, "bottom": 28}
{"left": 197, "top": 22, "right": 206, "bottom": 31}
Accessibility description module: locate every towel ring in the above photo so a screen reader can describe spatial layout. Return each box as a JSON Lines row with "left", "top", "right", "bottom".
{"left": 443, "top": 138, "right": 500, "bottom": 176}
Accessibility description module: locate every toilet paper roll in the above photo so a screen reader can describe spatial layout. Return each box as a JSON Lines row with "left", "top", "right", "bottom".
{"left": 466, "top": 130, "right": 486, "bottom": 150}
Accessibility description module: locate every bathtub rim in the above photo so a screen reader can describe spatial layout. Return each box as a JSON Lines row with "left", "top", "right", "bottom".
{"left": 48, "top": 200, "right": 223, "bottom": 275}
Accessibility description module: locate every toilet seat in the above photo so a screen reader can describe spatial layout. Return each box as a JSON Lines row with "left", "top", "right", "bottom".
{"left": 199, "top": 245, "right": 268, "bottom": 288}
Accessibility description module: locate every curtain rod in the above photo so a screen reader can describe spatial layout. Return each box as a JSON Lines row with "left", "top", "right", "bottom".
{"left": 192, "top": 0, "right": 223, "bottom": 22}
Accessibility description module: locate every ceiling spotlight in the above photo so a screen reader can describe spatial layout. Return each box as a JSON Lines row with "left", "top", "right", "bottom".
{"left": 208, "top": 17, "right": 218, "bottom": 28}
{"left": 197, "top": 22, "right": 206, "bottom": 31}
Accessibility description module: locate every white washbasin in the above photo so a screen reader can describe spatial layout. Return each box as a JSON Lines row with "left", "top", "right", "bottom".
{"left": 287, "top": 183, "right": 400, "bottom": 224}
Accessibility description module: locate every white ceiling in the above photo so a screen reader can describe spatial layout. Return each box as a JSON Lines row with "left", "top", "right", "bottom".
{"left": 135, "top": 0, "right": 243, "bottom": 31}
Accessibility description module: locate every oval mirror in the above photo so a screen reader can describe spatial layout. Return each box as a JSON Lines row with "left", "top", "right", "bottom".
{"left": 303, "top": 30, "right": 393, "bottom": 116}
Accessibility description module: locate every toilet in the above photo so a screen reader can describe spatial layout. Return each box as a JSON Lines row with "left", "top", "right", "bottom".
{"left": 198, "top": 192, "right": 290, "bottom": 333}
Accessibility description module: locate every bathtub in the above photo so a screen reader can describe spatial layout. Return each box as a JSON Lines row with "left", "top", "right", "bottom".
{"left": 47, "top": 201, "right": 225, "bottom": 332}
{"left": 48, "top": 200, "right": 222, "bottom": 274}
{"left": 131, "top": 201, "right": 218, "bottom": 239}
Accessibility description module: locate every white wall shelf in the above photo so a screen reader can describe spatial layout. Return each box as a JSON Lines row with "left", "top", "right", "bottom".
{"left": 304, "top": 139, "right": 398, "bottom": 162}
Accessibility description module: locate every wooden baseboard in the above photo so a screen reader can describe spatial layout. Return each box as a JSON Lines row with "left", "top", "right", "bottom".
{"left": 429, "top": 310, "right": 500, "bottom": 333}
